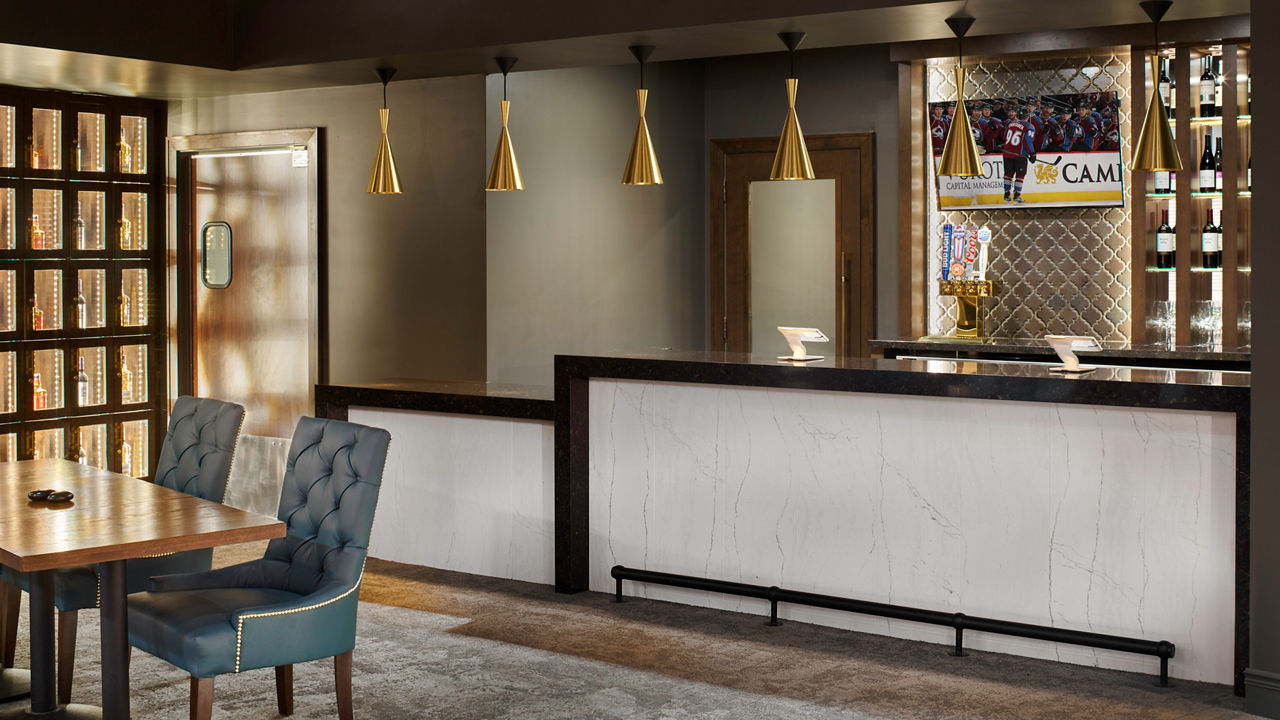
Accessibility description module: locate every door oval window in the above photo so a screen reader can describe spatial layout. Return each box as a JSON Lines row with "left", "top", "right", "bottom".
{"left": 200, "top": 222, "right": 232, "bottom": 289}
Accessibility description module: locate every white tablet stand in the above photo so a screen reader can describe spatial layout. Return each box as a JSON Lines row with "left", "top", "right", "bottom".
{"left": 777, "top": 327, "right": 829, "bottom": 362}
{"left": 1045, "top": 334, "right": 1101, "bottom": 373}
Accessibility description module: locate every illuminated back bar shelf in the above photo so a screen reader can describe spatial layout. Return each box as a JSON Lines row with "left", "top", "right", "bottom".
{"left": 0, "top": 85, "right": 165, "bottom": 473}
{"left": 1133, "top": 41, "right": 1251, "bottom": 350}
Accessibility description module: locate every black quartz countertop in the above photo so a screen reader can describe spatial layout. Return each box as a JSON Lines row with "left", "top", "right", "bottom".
{"left": 316, "top": 379, "right": 555, "bottom": 421}
{"left": 555, "top": 350, "right": 1249, "bottom": 415}
{"left": 870, "top": 337, "right": 1250, "bottom": 367}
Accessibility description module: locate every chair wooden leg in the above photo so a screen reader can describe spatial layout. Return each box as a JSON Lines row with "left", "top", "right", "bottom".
{"left": 190, "top": 676, "right": 214, "bottom": 720}
{"left": 1, "top": 582, "right": 19, "bottom": 669}
{"left": 335, "top": 650, "right": 353, "bottom": 720}
{"left": 56, "top": 610, "right": 76, "bottom": 705}
{"left": 275, "top": 664, "right": 294, "bottom": 716}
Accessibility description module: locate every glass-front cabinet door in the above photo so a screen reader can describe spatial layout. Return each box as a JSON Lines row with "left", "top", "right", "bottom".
{"left": 0, "top": 85, "right": 164, "bottom": 474}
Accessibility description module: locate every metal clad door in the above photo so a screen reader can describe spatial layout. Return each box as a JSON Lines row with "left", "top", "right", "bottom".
{"left": 190, "top": 147, "right": 314, "bottom": 438}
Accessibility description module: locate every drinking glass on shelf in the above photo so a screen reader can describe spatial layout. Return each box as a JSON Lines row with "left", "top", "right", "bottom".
{"left": 1147, "top": 300, "right": 1175, "bottom": 349}
{"left": 1191, "top": 300, "right": 1223, "bottom": 350}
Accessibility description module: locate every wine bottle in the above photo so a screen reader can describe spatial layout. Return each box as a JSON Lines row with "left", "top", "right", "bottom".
{"left": 1214, "top": 137, "right": 1223, "bottom": 192}
{"left": 31, "top": 302, "right": 43, "bottom": 331}
{"left": 121, "top": 350, "right": 133, "bottom": 402}
{"left": 119, "top": 215, "right": 131, "bottom": 250}
{"left": 1213, "top": 56, "right": 1224, "bottom": 117}
{"left": 1214, "top": 210, "right": 1224, "bottom": 266}
{"left": 1154, "top": 169, "right": 1171, "bottom": 193}
{"left": 33, "top": 373, "right": 47, "bottom": 411}
{"left": 1169, "top": 59, "right": 1178, "bottom": 118}
{"left": 1199, "top": 56, "right": 1216, "bottom": 117}
{"left": 1248, "top": 155, "right": 1252, "bottom": 191}
{"left": 1158, "top": 59, "right": 1172, "bottom": 118}
{"left": 1199, "top": 137, "right": 1215, "bottom": 191}
{"left": 1201, "top": 208, "right": 1220, "bottom": 269}
{"left": 75, "top": 356, "right": 89, "bottom": 407}
{"left": 30, "top": 214, "right": 44, "bottom": 250}
{"left": 120, "top": 292, "right": 131, "bottom": 326}
{"left": 121, "top": 438, "right": 132, "bottom": 476}
{"left": 1156, "top": 209, "right": 1175, "bottom": 269}
{"left": 119, "top": 127, "right": 131, "bottom": 173}
{"left": 75, "top": 443, "right": 87, "bottom": 465}
{"left": 74, "top": 278, "right": 87, "bottom": 329}
{"left": 73, "top": 202, "right": 86, "bottom": 250}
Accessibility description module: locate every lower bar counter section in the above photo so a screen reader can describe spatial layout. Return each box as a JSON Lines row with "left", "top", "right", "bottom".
{"left": 318, "top": 380, "right": 555, "bottom": 584}
{"left": 555, "top": 352, "right": 1248, "bottom": 689}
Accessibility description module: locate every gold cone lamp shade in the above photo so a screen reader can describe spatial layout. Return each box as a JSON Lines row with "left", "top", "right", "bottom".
{"left": 367, "top": 107, "right": 402, "bottom": 194}
{"left": 1132, "top": 56, "right": 1181, "bottom": 171}
{"left": 367, "top": 67, "right": 402, "bottom": 195}
{"left": 770, "top": 77, "right": 815, "bottom": 181}
{"left": 623, "top": 89, "right": 663, "bottom": 185}
{"left": 486, "top": 99, "right": 524, "bottom": 191}
{"left": 1133, "top": 1, "right": 1181, "bottom": 171}
{"left": 936, "top": 67, "right": 984, "bottom": 178}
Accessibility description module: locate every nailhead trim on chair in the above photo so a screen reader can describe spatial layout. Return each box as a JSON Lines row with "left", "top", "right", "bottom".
{"left": 233, "top": 562, "right": 366, "bottom": 673}
{"left": 220, "top": 414, "right": 245, "bottom": 504}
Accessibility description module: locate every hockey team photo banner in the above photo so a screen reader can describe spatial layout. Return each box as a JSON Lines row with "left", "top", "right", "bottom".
{"left": 928, "top": 90, "right": 1125, "bottom": 209}
{"left": 934, "top": 152, "right": 1124, "bottom": 209}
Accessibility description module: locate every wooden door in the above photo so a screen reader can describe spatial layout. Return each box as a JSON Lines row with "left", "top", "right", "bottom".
{"left": 710, "top": 133, "right": 875, "bottom": 358}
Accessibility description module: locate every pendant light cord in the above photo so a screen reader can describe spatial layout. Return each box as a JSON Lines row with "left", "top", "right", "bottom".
{"left": 382, "top": 81, "right": 387, "bottom": 109}
{"left": 640, "top": 59, "right": 645, "bottom": 90}
{"left": 503, "top": 71, "right": 508, "bottom": 101}
{"left": 789, "top": 48, "right": 795, "bottom": 79}
{"left": 1152, "top": 17, "right": 1160, "bottom": 65}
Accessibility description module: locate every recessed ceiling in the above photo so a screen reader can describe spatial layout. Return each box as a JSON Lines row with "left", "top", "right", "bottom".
{"left": 0, "top": 0, "right": 1251, "bottom": 100}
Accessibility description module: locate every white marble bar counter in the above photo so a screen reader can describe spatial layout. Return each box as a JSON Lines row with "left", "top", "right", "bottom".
{"left": 317, "top": 380, "right": 556, "bottom": 584}
{"left": 554, "top": 352, "right": 1250, "bottom": 687}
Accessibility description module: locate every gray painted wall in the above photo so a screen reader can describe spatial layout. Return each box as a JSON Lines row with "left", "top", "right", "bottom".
{"left": 485, "top": 46, "right": 900, "bottom": 386}
{"left": 703, "top": 44, "right": 901, "bottom": 339}
{"left": 169, "top": 75, "right": 488, "bottom": 385}
{"left": 485, "top": 62, "right": 707, "bottom": 386}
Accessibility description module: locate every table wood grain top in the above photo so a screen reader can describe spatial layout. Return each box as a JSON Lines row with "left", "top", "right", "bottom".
{"left": 0, "top": 460, "right": 285, "bottom": 572}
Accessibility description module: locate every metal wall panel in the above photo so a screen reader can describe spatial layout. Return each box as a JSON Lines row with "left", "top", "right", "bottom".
{"left": 925, "top": 51, "right": 1133, "bottom": 342}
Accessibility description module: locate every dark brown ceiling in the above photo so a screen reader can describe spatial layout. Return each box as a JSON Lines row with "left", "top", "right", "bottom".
{"left": 0, "top": 0, "right": 1252, "bottom": 100}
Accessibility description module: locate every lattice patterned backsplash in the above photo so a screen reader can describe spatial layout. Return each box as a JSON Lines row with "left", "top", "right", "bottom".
{"left": 925, "top": 51, "right": 1133, "bottom": 341}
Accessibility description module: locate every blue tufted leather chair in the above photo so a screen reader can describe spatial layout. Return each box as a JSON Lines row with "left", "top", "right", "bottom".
{"left": 127, "top": 416, "right": 390, "bottom": 720}
{"left": 0, "top": 395, "right": 245, "bottom": 704}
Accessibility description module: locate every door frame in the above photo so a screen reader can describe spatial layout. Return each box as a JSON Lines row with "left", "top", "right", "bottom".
{"left": 710, "top": 133, "right": 876, "bottom": 358}
{"left": 166, "top": 128, "right": 326, "bottom": 405}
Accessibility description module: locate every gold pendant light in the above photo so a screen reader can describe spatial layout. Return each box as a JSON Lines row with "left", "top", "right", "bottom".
{"left": 367, "top": 67, "right": 402, "bottom": 194}
{"left": 1133, "top": 1, "right": 1183, "bottom": 172}
{"left": 486, "top": 57, "right": 524, "bottom": 192}
{"left": 770, "top": 31, "right": 815, "bottom": 181}
{"left": 622, "top": 45, "right": 663, "bottom": 186}
{"left": 936, "top": 16, "right": 983, "bottom": 178}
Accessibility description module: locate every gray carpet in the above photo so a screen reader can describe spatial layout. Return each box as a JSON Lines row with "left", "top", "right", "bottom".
{"left": 0, "top": 601, "right": 914, "bottom": 719}
{"left": 0, "top": 597, "right": 1262, "bottom": 719}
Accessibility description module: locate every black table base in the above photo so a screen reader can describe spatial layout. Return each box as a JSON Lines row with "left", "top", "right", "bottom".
{"left": 0, "top": 562, "right": 127, "bottom": 720}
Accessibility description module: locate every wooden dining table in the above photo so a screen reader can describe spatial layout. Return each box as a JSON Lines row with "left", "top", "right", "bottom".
{"left": 0, "top": 460, "right": 286, "bottom": 720}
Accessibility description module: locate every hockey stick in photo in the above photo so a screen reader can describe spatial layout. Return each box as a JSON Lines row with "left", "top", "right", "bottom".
{"left": 1031, "top": 154, "right": 1064, "bottom": 166}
